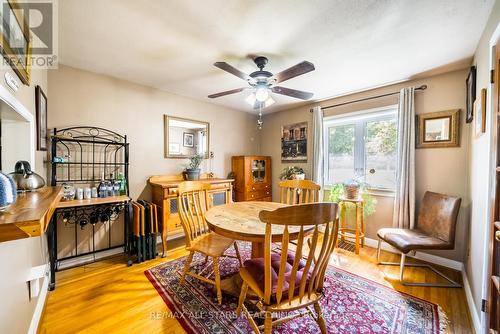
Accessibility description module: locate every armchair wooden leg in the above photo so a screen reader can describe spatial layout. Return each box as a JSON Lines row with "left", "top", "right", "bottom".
{"left": 236, "top": 281, "right": 248, "bottom": 316}
{"left": 313, "top": 302, "right": 327, "bottom": 334}
{"left": 180, "top": 251, "right": 194, "bottom": 284}
{"left": 234, "top": 242, "right": 243, "bottom": 267}
{"left": 263, "top": 311, "right": 273, "bottom": 334}
{"left": 212, "top": 257, "right": 222, "bottom": 304}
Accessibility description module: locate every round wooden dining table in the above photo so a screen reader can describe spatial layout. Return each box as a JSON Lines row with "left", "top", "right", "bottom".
{"left": 206, "top": 201, "right": 293, "bottom": 258}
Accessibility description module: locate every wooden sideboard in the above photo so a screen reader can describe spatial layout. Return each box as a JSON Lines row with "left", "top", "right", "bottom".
{"left": 149, "top": 175, "right": 234, "bottom": 256}
{"left": 231, "top": 155, "right": 272, "bottom": 202}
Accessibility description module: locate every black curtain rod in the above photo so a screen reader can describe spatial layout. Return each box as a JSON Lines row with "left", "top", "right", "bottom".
{"left": 310, "top": 84, "right": 427, "bottom": 112}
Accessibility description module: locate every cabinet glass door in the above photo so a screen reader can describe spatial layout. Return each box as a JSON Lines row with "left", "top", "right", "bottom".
{"left": 251, "top": 159, "right": 266, "bottom": 182}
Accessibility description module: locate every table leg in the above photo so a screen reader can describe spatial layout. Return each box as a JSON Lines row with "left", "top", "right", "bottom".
{"left": 47, "top": 214, "right": 57, "bottom": 291}
{"left": 251, "top": 241, "right": 264, "bottom": 258}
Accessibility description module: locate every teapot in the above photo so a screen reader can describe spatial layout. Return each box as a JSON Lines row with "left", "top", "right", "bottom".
{"left": 9, "top": 161, "right": 45, "bottom": 191}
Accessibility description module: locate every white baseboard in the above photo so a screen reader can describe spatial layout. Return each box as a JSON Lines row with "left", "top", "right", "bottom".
{"left": 28, "top": 266, "right": 49, "bottom": 334}
{"left": 364, "top": 237, "right": 464, "bottom": 271}
{"left": 57, "top": 247, "right": 124, "bottom": 270}
{"left": 461, "top": 269, "right": 481, "bottom": 334}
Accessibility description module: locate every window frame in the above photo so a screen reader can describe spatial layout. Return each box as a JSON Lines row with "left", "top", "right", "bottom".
{"left": 322, "top": 105, "right": 398, "bottom": 193}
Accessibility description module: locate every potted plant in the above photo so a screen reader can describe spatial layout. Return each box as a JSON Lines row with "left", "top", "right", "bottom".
{"left": 329, "top": 182, "right": 377, "bottom": 218}
{"left": 184, "top": 154, "right": 204, "bottom": 180}
{"left": 279, "top": 166, "right": 305, "bottom": 180}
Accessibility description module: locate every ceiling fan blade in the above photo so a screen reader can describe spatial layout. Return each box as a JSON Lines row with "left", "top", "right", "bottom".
{"left": 271, "top": 86, "right": 313, "bottom": 100}
{"left": 214, "top": 62, "right": 253, "bottom": 82}
{"left": 273, "top": 61, "right": 315, "bottom": 83}
{"left": 208, "top": 87, "right": 246, "bottom": 98}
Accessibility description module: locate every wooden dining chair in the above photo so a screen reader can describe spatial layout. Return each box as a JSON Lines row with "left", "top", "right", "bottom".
{"left": 177, "top": 181, "right": 242, "bottom": 304}
{"left": 236, "top": 203, "right": 339, "bottom": 334}
{"left": 279, "top": 179, "right": 321, "bottom": 205}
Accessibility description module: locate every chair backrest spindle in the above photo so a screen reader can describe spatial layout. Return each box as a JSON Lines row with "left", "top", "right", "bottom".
{"left": 177, "top": 181, "right": 211, "bottom": 247}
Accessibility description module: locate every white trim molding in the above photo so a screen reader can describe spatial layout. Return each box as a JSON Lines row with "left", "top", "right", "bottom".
{"left": 365, "top": 237, "right": 463, "bottom": 271}
{"left": 462, "top": 268, "right": 481, "bottom": 334}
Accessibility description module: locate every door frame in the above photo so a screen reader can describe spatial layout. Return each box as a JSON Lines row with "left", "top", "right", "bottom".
{"left": 482, "top": 22, "right": 500, "bottom": 333}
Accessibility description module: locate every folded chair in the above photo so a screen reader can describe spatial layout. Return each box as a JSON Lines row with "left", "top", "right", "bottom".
{"left": 177, "top": 181, "right": 242, "bottom": 304}
{"left": 236, "top": 203, "right": 339, "bottom": 334}
{"left": 377, "top": 191, "right": 462, "bottom": 287}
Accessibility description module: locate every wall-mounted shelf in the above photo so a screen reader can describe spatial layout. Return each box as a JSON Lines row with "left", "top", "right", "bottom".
{"left": 0, "top": 186, "right": 62, "bottom": 243}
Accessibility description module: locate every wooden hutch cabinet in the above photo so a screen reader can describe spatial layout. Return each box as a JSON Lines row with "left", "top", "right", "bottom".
{"left": 232, "top": 156, "right": 272, "bottom": 202}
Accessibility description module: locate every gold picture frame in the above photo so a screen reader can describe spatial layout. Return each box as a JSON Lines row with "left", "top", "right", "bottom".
{"left": 0, "top": 0, "right": 32, "bottom": 85}
{"left": 164, "top": 115, "right": 210, "bottom": 159}
{"left": 416, "top": 109, "right": 460, "bottom": 148}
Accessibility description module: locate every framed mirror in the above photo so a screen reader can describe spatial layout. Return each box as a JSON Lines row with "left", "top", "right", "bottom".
{"left": 416, "top": 109, "right": 460, "bottom": 148}
{"left": 164, "top": 115, "right": 209, "bottom": 159}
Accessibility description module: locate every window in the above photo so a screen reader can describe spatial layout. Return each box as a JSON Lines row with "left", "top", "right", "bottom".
{"left": 323, "top": 106, "right": 398, "bottom": 190}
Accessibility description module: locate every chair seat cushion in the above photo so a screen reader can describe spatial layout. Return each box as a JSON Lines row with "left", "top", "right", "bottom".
{"left": 243, "top": 251, "right": 308, "bottom": 298}
{"left": 377, "top": 228, "right": 453, "bottom": 254}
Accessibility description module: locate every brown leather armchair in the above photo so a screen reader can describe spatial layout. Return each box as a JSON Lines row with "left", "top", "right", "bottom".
{"left": 377, "top": 191, "right": 462, "bottom": 287}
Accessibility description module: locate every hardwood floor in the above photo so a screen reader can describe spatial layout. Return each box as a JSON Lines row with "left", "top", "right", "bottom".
{"left": 39, "top": 240, "right": 473, "bottom": 333}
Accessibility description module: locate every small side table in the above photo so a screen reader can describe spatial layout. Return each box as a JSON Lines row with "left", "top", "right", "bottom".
{"left": 338, "top": 197, "right": 364, "bottom": 254}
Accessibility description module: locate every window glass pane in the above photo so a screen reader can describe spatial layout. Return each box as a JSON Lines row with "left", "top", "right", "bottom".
{"left": 327, "top": 124, "right": 355, "bottom": 184}
{"left": 365, "top": 118, "right": 397, "bottom": 189}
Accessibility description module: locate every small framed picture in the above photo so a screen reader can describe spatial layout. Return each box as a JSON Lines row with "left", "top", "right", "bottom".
{"left": 466, "top": 66, "right": 476, "bottom": 123}
{"left": 475, "top": 88, "right": 487, "bottom": 137}
{"left": 183, "top": 133, "right": 194, "bottom": 147}
{"left": 169, "top": 142, "right": 180, "bottom": 154}
{"left": 35, "top": 85, "right": 48, "bottom": 151}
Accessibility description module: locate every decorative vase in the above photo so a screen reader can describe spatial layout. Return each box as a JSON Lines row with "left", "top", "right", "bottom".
{"left": 184, "top": 168, "right": 201, "bottom": 181}
{"left": 0, "top": 172, "right": 17, "bottom": 211}
{"left": 293, "top": 173, "right": 305, "bottom": 180}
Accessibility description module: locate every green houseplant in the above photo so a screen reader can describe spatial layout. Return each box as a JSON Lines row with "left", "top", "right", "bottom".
{"left": 279, "top": 166, "right": 305, "bottom": 180}
{"left": 184, "top": 154, "right": 204, "bottom": 180}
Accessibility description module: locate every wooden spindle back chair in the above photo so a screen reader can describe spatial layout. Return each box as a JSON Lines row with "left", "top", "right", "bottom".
{"left": 279, "top": 179, "right": 321, "bottom": 205}
{"left": 177, "top": 181, "right": 242, "bottom": 304}
{"left": 237, "top": 203, "right": 339, "bottom": 334}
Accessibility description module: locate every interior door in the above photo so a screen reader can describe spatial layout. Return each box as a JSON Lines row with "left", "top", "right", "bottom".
{"left": 489, "top": 43, "right": 500, "bottom": 332}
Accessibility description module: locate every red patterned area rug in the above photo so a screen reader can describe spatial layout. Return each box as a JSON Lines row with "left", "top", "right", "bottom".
{"left": 145, "top": 242, "right": 446, "bottom": 334}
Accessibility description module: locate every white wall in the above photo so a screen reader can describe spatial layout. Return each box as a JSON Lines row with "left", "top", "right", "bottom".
{"left": 466, "top": 0, "right": 500, "bottom": 325}
{"left": 0, "top": 65, "right": 49, "bottom": 334}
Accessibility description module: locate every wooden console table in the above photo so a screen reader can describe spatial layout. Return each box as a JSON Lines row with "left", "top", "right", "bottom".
{"left": 149, "top": 175, "right": 233, "bottom": 256}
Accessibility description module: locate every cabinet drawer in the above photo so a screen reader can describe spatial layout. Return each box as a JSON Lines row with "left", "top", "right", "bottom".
{"left": 244, "top": 189, "right": 272, "bottom": 201}
{"left": 210, "top": 183, "right": 231, "bottom": 190}
{"left": 247, "top": 182, "right": 271, "bottom": 192}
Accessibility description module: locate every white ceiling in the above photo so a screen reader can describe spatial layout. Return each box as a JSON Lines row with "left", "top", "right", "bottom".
{"left": 58, "top": 0, "right": 495, "bottom": 113}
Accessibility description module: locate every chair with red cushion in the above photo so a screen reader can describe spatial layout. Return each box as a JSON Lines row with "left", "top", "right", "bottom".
{"left": 236, "top": 203, "right": 339, "bottom": 334}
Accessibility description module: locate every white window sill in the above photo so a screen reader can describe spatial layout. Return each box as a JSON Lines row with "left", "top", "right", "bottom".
{"left": 322, "top": 185, "right": 395, "bottom": 198}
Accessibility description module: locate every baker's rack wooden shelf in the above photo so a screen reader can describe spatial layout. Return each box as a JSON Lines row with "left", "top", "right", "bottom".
{"left": 48, "top": 126, "right": 131, "bottom": 290}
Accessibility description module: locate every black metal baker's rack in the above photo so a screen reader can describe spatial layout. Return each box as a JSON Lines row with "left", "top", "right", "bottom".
{"left": 48, "top": 126, "right": 131, "bottom": 290}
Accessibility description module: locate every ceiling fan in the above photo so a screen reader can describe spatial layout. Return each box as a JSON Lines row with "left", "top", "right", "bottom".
{"left": 208, "top": 56, "right": 315, "bottom": 109}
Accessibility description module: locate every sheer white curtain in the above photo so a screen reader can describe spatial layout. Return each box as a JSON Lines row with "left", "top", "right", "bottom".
{"left": 393, "top": 87, "right": 416, "bottom": 229}
{"left": 312, "top": 106, "right": 324, "bottom": 200}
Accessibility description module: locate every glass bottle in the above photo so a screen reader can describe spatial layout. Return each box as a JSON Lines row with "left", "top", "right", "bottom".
{"left": 98, "top": 172, "right": 107, "bottom": 198}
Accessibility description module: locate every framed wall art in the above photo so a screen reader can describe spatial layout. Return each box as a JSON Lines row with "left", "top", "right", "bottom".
{"left": 466, "top": 66, "right": 476, "bottom": 123}
{"left": 281, "top": 121, "right": 307, "bottom": 162}
{"left": 183, "top": 132, "right": 194, "bottom": 147}
{"left": 0, "top": 0, "right": 31, "bottom": 85}
{"left": 474, "top": 88, "right": 487, "bottom": 137}
{"left": 35, "top": 85, "right": 47, "bottom": 151}
{"left": 416, "top": 109, "right": 460, "bottom": 148}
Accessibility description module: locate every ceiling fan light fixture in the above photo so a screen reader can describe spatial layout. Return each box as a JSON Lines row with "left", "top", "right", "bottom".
{"left": 255, "top": 86, "right": 269, "bottom": 102}
{"left": 245, "top": 93, "right": 256, "bottom": 106}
